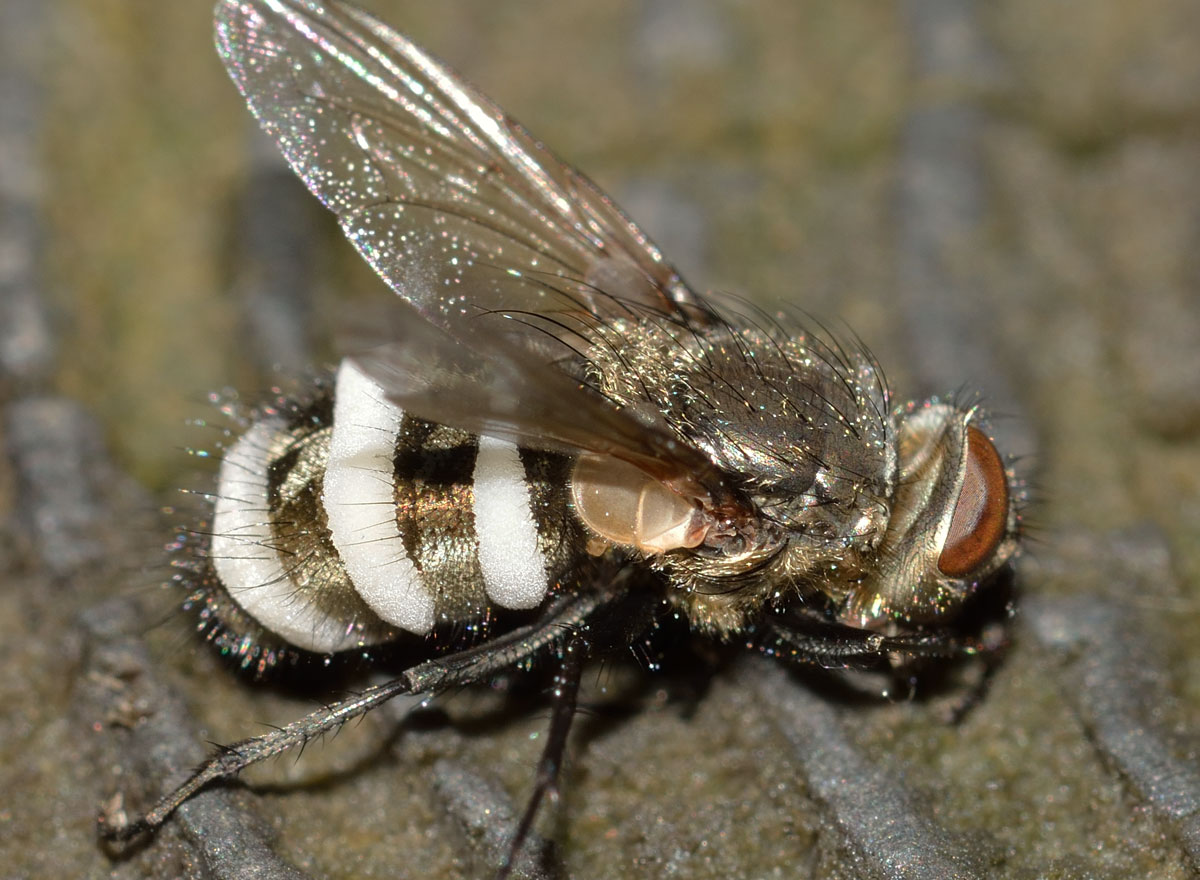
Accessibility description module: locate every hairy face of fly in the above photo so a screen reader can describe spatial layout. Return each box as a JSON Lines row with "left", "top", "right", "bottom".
{"left": 840, "top": 403, "right": 1018, "bottom": 627}
{"left": 769, "top": 402, "right": 1019, "bottom": 631}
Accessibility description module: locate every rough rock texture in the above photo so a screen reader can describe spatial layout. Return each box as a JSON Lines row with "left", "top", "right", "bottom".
{"left": 4, "top": 1, "right": 1199, "bottom": 878}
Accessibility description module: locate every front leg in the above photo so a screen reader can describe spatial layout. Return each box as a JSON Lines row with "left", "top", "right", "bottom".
{"left": 758, "top": 613, "right": 969, "bottom": 670}
{"left": 759, "top": 611, "right": 1010, "bottom": 720}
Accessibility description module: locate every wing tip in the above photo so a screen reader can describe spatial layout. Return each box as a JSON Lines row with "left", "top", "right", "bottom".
{"left": 214, "top": 0, "right": 314, "bottom": 52}
{"left": 213, "top": 0, "right": 258, "bottom": 63}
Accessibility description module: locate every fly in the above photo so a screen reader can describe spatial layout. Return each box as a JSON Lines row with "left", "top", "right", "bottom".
{"left": 98, "top": 1, "right": 1022, "bottom": 876}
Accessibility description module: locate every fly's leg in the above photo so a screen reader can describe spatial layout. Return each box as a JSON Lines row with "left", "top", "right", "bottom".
{"left": 98, "top": 673, "right": 417, "bottom": 844}
{"left": 942, "top": 621, "right": 1011, "bottom": 722}
{"left": 759, "top": 614, "right": 969, "bottom": 669}
{"left": 98, "top": 589, "right": 610, "bottom": 845}
{"left": 761, "top": 613, "right": 1007, "bottom": 719}
{"left": 497, "top": 630, "right": 588, "bottom": 880}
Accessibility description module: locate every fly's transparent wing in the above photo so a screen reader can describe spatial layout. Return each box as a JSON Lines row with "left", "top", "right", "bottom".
{"left": 214, "top": 0, "right": 709, "bottom": 336}
{"left": 214, "top": 0, "right": 743, "bottom": 509}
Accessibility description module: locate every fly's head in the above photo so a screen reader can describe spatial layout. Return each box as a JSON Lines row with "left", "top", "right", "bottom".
{"left": 713, "top": 395, "right": 1021, "bottom": 637}
{"left": 834, "top": 400, "right": 1020, "bottom": 630}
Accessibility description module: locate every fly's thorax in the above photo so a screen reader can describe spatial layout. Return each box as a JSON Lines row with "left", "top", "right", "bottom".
{"left": 559, "top": 314, "right": 1022, "bottom": 639}
{"left": 838, "top": 402, "right": 1019, "bottom": 628}
{"left": 583, "top": 316, "right": 893, "bottom": 493}
{"left": 189, "top": 361, "right": 587, "bottom": 669}
{"left": 589, "top": 316, "right": 888, "bottom": 487}
{"left": 567, "top": 314, "right": 901, "bottom": 634}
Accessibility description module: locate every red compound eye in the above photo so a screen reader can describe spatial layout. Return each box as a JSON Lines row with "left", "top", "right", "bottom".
{"left": 937, "top": 426, "right": 1009, "bottom": 578}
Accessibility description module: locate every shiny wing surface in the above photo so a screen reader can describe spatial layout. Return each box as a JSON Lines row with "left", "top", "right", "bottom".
{"left": 214, "top": 0, "right": 706, "bottom": 331}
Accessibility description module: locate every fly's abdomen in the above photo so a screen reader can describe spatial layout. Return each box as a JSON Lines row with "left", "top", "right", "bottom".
{"left": 197, "top": 360, "right": 583, "bottom": 661}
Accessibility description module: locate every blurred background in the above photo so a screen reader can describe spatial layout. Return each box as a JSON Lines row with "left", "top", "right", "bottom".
{"left": 3, "top": 0, "right": 1199, "bottom": 878}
